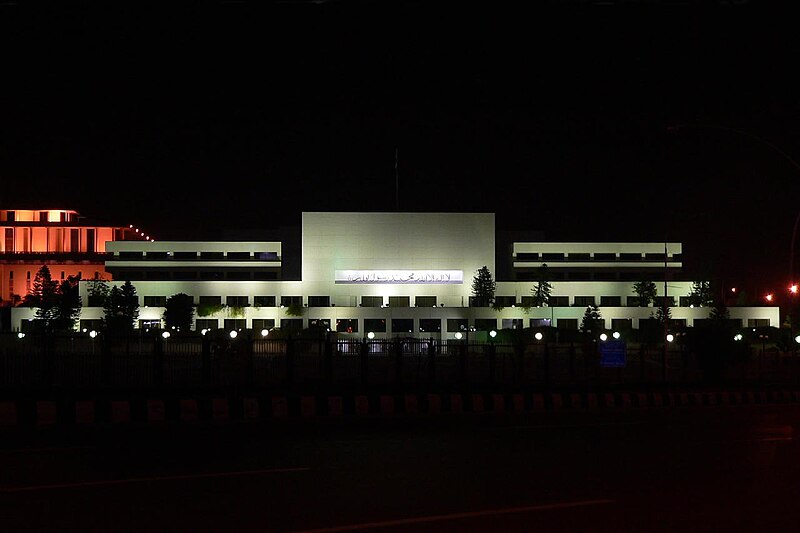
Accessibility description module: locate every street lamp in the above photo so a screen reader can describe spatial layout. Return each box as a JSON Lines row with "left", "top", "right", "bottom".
{"left": 489, "top": 330, "right": 497, "bottom": 339}
{"left": 599, "top": 333, "right": 608, "bottom": 342}
{"left": 612, "top": 331, "right": 621, "bottom": 340}
{"left": 454, "top": 332, "right": 463, "bottom": 340}
{"left": 161, "top": 331, "right": 171, "bottom": 339}
{"left": 261, "top": 329, "right": 269, "bottom": 337}
{"left": 17, "top": 332, "right": 25, "bottom": 339}
{"left": 367, "top": 331, "right": 375, "bottom": 340}
{"left": 666, "top": 333, "right": 675, "bottom": 343}
{"left": 229, "top": 330, "right": 238, "bottom": 339}
{"left": 534, "top": 331, "right": 543, "bottom": 341}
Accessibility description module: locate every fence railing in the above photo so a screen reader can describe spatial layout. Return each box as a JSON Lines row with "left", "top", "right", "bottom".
{"left": 1, "top": 333, "right": 798, "bottom": 391}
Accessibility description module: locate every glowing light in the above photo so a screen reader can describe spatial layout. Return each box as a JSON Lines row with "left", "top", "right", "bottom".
{"left": 261, "top": 329, "right": 269, "bottom": 337}
{"left": 17, "top": 332, "right": 25, "bottom": 339}
{"left": 161, "top": 331, "right": 171, "bottom": 339}
{"left": 766, "top": 293, "right": 774, "bottom": 302}
{"left": 534, "top": 331, "right": 543, "bottom": 341}
{"left": 791, "top": 285, "right": 798, "bottom": 294}
{"left": 367, "top": 331, "right": 375, "bottom": 340}
{"left": 731, "top": 287, "right": 737, "bottom": 293}
{"left": 599, "top": 333, "right": 608, "bottom": 341}
{"left": 229, "top": 330, "right": 238, "bottom": 339}
{"left": 201, "top": 329, "right": 208, "bottom": 336}
{"left": 489, "top": 330, "right": 497, "bottom": 338}
{"left": 612, "top": 331, "right": 621, "bottom": 339}
{"left": 89, "top": 330, "right": 98, "bottom": 339}
{"left": 734, "top": 334, "right": 743, "bottom": 341}
{"left": 666, "top": 334, "right": 675, "bottom": 343}
{"left": 795, "top": 335, "right": 800, "bottom": 344}
{"left": 454, "top": 332, "right": 463, "bottom": 340}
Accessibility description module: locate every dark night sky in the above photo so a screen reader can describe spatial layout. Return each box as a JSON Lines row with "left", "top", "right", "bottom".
{"left": 2, "top": 2, "right": 800, "bottom": 293}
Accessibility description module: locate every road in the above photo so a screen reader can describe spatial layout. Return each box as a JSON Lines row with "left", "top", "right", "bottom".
{"left": 1, "top": 406, "right": 799, "bottom": 532}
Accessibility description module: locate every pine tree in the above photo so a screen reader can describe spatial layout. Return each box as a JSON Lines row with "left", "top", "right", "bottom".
{"left": 654, "top": 305, "right": 672, "bottom": 326}
{"left": 120, "top": 281, "right": 140, "bottom": 332}
{"left": 632, "top": 280, "right": 657, "bottom": 307}
{"left": 709, "top": 300, "right": 730, "bottom": 321}
{"left": 53, "top": 275, "right": 81, "bottom": 332}
{"left": 580, "top": 305, "right": 602, "bottom": 334}
{"left": 531, "top": 263, "right": 552, "bottom": 307}
{"left": 25, "top": 265, "right": 59, "bottom": 327}
{"left": 471, "top": 266, "right": 496, "bottom": 307}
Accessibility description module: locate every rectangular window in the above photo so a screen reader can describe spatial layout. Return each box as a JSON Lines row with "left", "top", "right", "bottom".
{"left": 309, "top": 318, "right": 331, "bottom": 329}
{"left": 653, "top": 297, "right": 676, "bottom": 308}
{"left": 419, "top": 318, "right": 441, "bottom": 333}
{"left": 196, "top": 319, "right": 218, "bottom": 331}
{"left": 516, "top": 252, "right": 539, "bottom": 261}
{"left": 281, "top": 296, "right": 303, "bottom": 307}
{"left": 361, "top": 296, "right": 383, "bottom": 307}
{"left": 173, "top": 251, "right": 197, "bottom": 260}
{"left": 574, "top": 296, "right": 595, "bottom": 307}
{"left": 146, "top": 251, "right": 169, "bottom": 259}
{"left": 119, "top": 251, "right": 143, "bottom": 259}
{"left": 520, "top": 296, "right": 536, "bottom": 307}
{"left": 86, "top": 228, "right": 95, "bottom": 253}
{"left": 226, "top": 252, "right": 250, "bottom": 260}
{"left": 415, "top": 296, "right": 437, "bottom": 308}
{"left": 645, "top": 253, "right": 666, "bottom": 261}
{"left": 254, "top": 251, "right": 278, "bottom": 260}
{"left": 620, "top": 253, "right": 642, "bottom": 261}
{"left": 679, "top": 296, "right": 692, "bottom": 307}
{"left": 336, "top": 318, "right": 359, "bottom": 333}
{"left": 557, "top": 318, "right": 578, "bottom": 330}
{"left": 388, "top": 296, "right": 410, "bottom": 308}
{"left": 593, "top": 272, "right": 615, "bottom": 281}
{"left": 200, "top": 252, "right": 224, "bottom": 260}
{"left": 254, "top": 296, "right": 276, "bottom": 307}
{"left": 494, "top": 296, "right": 516, "bottom": 307}
{"left": 308, "top": 296, "right": 330, "bottom": 307}
{"left": 226, "top": 296, "right": 249, "bottom": 307}
{"left": 530, "top": 318, "right": 552, "bottom": 328}
{"left": 593, "top": 253, "right": 616, "bottom": 261}
{"left": 173, "top": 271, "right": 197, "bottom": 280}
{"left": 474, "top": 318, "right": 497, "bottom": 332}
{"left": 252, "top": 318, "right": 276, "bottom": 331}
{"left": 447, "top": 319, "right": 469, "bottom": 332}
{"left": 200, "top": 271, "right": 224, "bottom": 280}
{"left": 6, "top": 211, "right": 15, "bottom": 222}
{"left": 199, "top": 296, "right": 222, "bottom": 306}
{"left": 600, "top": 296, "right": 621, "bottom": 307}
{"left": 144, "top": 296, "right": 166, "bottom": 307}
{"left": 542, "top": 253, "right": 564, "bottom": 261}
{"left": 364, "top": 318, "right": 387, "bottom": 333}
{"left": 748, "top": 318, "right": 770, "bottom": 328}
{"left": 627, "top": 296, "right": 641, "bottom": 307}
{"left": 4, "top": 228, "right": 13, "bottom": 252}
{"left": 502, "top": 319, "right": 524, "bottom": 330}
{"left": 39, "top": 211, "right": 47, "bottom": 222}
{"left": 280, "top": 319, "right": 303, "bottom": 331}
{"left": 567, "top": 253, "right": 590, "bottom": 261}
{"left": 549, "top": 296, "right": 569, "bottom": 307}
{"left": 611, "top": 318, "right": 632, "bottom": 331}
{"left": 224, "top": 319, "right": 246, "bottom": 331}
{"left": 69, "top": 228, "right": 79, "bottom": 252}
{"left": 391, "top": 318, "right": 414, "bottom": 334}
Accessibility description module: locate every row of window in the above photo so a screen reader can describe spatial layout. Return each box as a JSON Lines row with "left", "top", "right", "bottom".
{"left": 88, "top": 316, "right": 771, "bottom": 333}
{"left": 114, "top": 270, "right": 280, "bottom": 281}
{"left": 135, "top": 295, "right": 691, "bottom": 308}
{"left": 515, "top": 252, "right": 682, "bottom": 262}
{"left": 116, "top": 251, "right": 279, "bottom": 260}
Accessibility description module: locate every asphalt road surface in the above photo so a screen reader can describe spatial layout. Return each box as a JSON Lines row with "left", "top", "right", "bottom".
{"left": 1, "top": 406, "right": 799, "bottom": 532}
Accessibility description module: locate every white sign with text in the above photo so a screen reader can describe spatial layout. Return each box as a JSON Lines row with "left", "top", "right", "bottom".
{"left": 334, "top": 270, "right": 464, "bottom": 284}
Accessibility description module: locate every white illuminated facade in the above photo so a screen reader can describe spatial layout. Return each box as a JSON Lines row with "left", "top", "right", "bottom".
{"left": 9, "top": 212, "right": 779, "bottom": 336}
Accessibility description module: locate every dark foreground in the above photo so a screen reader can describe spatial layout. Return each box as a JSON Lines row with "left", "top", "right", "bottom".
{"left": 1, "top": 406, "right": 798, "bottom": 532}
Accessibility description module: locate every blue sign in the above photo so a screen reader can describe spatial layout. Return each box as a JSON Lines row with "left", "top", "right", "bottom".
{"left": 600, "top": 340, "right": 627, "bottom": 368}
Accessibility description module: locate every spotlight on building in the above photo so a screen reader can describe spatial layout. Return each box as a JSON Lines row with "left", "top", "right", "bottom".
{"left": 454, "top": 332, "right": 463, "bottom": 340}
{"left": 612, "top": 331, "right": 621, "bottom": 340}
{"left": 261, "top": 329, "right": 269, "bottom": 337}
{"left": 17, "top": 332, "right": 25, "bottom": 339}
{"left": 367, "top": 331, "right": 375, "bottom": 340}
{"left": 229, "top": 330, "right": 238, "bottom": 339}
{"left": 161, "top": 331, "right": 171, "bottom": 339}
{"left": 599, "top": 333, "right": 608, "bottom": 342}
{"left": 534, "top": 331, "right": 543, "bottom": 341}
{"left": 666, "top": 333, "right": 675, "bottom": 343}
{"left": 89, "top": 330, "right": 98, "bottom": 339}
{"left": 489, "top": 330, "right": 497, "bottom": 338}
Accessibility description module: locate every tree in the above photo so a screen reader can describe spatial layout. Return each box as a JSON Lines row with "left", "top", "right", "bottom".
{"left": 687, "top": 281, "right": 713, "bottom": 307}
{"left": 52, "top": 275, "right": 82, "bottom": 332}
{"left": 120, "top": 281, "right": 140, "bottom": 331}
{"left": 709, "top": 300, "right": 730, "bottom": 321}
{"left": 163, "top": 293, "right": 194, "bottom": 331}
{"left": 580, "top": 305, "right": 602, "bottom": 334}
{"left": 24, "top": 265, "right": 59, "bottom": 327}
{"left": 86, "top": 279, "right": 110, "bottom": 307}
{"left": 632, "top": 280, "right": 657, "bottom": 307}
{"left": 653, "top": 305, "right": 672, "bottom": 326}
{"left": 471, "top": 266, "right": 496, "bottom": 307}
{"left": 530, "top": 263, "right": 552, "bottom": 307}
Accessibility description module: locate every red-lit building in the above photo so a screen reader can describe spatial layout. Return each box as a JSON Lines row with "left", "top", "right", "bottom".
{"left": 0, "top": 209, "right": 146, "bottom": 305}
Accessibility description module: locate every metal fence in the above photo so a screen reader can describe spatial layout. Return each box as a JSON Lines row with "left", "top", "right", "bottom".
{"left": 1, "top": 332, "right": 799, "bottom": 391}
